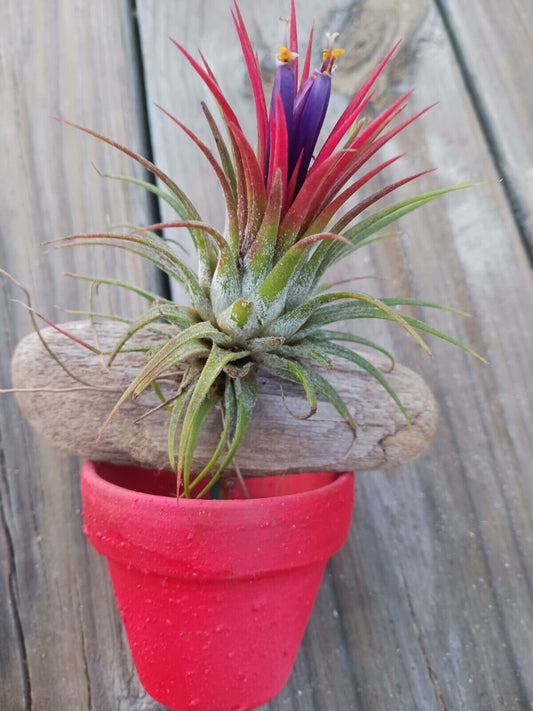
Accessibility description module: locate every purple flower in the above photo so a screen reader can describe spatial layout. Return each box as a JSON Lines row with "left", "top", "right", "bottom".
{"left": 269, "top": 37, "right": 344, "bottom": 195}
{"left": 173, "top": 1, "right": 429, "bottom": 245}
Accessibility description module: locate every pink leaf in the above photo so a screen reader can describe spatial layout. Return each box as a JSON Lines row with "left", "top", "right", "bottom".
{"left": 332, "top": 169, "right": 436, "bottom": 233}
{"left": 155, "top": 104, "right": 238, "bottom": 240}
{"left": 299, "top": 24, "right": 314, "bottom": 88}
{"left": 312, "top": 41, "right": 401, "bottom": 171}
{"left": 289, "top": 0, "right": 299, "bottom": 84}
{"left": 232, "top": 4, "right": 269, "bottom": 173}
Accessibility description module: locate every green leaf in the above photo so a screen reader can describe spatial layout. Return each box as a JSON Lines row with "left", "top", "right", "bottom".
{"left": 400, "top": 316, "right": 487, "bottom": 362}
{"left": 336, "top": 185, "right": 469, "bottom": 261}
{"left": 280, "top": 360, "right": 318, "bottom": 420}
{"left": 302, "top": 303, "right": 386, "bottom": 332}
{"left": 151, "top": 380, "right": 173, "bottom": 411}
{"left": 167, "top": 385, "right": 195, "bottom": 470}
{"left": 257, "top": 352, "right": 355, "bottom": 431}
{"left": 103, "top": 336, "right": 210, "bottom": 430}
{"left": 107, "top": 302, "right": 199, "bottom": 365}
{"left": 178, "top": 345, "right": 249, "bottom": 496}
{"left": 319, "top": 341, "right": 409, "bottom": 423}
{"left": 187, "top": 377, "right": 237, "bottom": 490}
{"left": 130, "top": 322, "right": 229, "bottom": 395}
{"left": 66, "top": 273, "right": 163, "bottom": 303}
{"left": 62, "top": 120, "right": 213, "bottom": 280}
{"left": 242, "top": 170, "right": 283, "bottom": 295}
{"left": 300, "top": 293, "right": 431, "bottom": 352}
{"left": 380, "top": 297, "right": 471, "bottom": 317}
{"left": 61, "top": 309, "right": 131, "bottom": 324}
{"left": 252, "top": 243, "right": 307, "bottom": 323}
{"left": 216, "top": 298, "right": 260, "bottom": 340}
{"left": 308, "top": 329, "right": 395, "bottom": 368}
{"left": 270, "top": 291, "right": 431, "bottom": 354}
{"left": 265, "top": 292, "right": 342, "bottom": 338}
{"left": 96, "top": 173, "right": 197, "bottom": 225}
{"left": 201, "top": 102, "right": 238, "bottom": 201}
{"left": 307, "top": 186, "right": 469, "bottom": 288}
{"left": 275, "top": 342, "right": 332, "bottom": 367}
{"left": 58, "top": 231, "right": 213, "bottom": 319}
{"left": 194, "top": 373, "right": 258, "bottom": 499}
{"left": 252, "top": 234, "right": 351, "bottom": 324}
{"left": 303, "top": 303, "right": 486, "bottom": 362}
{"left": 210, "top": 251, "right": 242, "bottom": 315}
{"left": 99, "top": 323, "right": 222, "bottom": 436}
{"left": 181, "top": 391, "right": 218, "bottom": 490}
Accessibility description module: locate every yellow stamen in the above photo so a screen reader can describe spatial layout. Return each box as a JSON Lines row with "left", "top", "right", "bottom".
{"left": 277, "top": 46, "right": 294, "bottom": 63}
{"left": 321, "top": 31, "right": 344, "bottom": 73}
{"left": 322, "top": 47, "right": 345, "bottom": 61}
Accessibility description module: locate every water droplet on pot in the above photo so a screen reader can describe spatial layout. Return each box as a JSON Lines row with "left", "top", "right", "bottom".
{"left": 252, "top": 596, "right": 267, "bottom": 611}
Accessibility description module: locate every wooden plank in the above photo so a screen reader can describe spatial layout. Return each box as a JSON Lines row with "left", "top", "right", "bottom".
{"left": 135, "top": 2, "right": 533, "bottom": 710}
{"left": 0, "top": 1, "right": 161, "bottom": 708}
{"left": 436, "top": 0, "right": 533, "bottom": 254}
{"left": 2, "top": 0, "right": 532, "bottom": 708}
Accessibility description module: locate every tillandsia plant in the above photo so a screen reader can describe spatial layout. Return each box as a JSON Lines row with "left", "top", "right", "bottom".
{"left": 54, "top": 1, "right": 480, "bottom": 498}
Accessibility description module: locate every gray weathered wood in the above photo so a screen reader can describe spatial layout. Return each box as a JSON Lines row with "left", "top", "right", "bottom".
{"left": 1, "top": 0, "right": 533, "bottom": 709}
{"left": 10, "top": 321, "right": 438, "bottom": 475}
{"left": 0, "top": 1, "right": 161, "bottom": 709}
{"left": 437, "top": 0, "right": 533, "bottom": 253}
{"left": 136, "top": 2, "right": 533, "bottom": 710}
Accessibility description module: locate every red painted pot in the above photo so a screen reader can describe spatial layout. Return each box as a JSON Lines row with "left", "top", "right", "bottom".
{"left": 81, "top": 461, "right": 354, "bottom": 711}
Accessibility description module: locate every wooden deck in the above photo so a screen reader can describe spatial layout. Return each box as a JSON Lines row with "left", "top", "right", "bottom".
{"left": 1, "top": 1, "right": 532, "bottom": 709}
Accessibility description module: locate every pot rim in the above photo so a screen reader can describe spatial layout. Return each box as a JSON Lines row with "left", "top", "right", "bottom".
{"left": 85, "top": 460, "right": 350, "bottom": 506}
{"left": 82, "top": 460, "right": 354, "bottom": 578}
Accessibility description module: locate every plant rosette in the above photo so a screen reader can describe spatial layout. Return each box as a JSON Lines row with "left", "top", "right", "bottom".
{"left": 4, "top": 0, "right": 484, "bottom": 709}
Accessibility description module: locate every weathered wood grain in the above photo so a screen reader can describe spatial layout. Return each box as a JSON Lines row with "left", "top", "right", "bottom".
{"left": 10, "top": 321, "right": 438, "bottom": 475}
{"left": 1, "top": 0, "right": 533, "bottom": 709}
{"left": 0, "top": 1, "right": 161, "bottom": 709}
{"left": 436, "top": 0, "right": 533, "bottom": 254}
{"left": 135, "top": 1, "right": 533, "bottom": 710}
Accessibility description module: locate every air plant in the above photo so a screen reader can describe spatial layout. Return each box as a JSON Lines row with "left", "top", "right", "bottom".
{"left": 56, "top": 1, "right": 480, "bottom": 497}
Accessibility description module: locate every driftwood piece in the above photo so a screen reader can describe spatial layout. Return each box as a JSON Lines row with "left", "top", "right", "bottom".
{"left": 10, "top": 320, "right": 437, "bottom": 476}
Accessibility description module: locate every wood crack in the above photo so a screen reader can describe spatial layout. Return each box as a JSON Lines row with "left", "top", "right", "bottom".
{"left": 434, "top": 0, "right": 533, "bottom": 267}
{"left": 127, "top": 0, "right": 171, "bottom": 301}
{"left": 0, "top": 435, "right": 32, "bottom": 711}
{"left": 76, "top": 586, "right": 92, "bottom": 711}
{"left": 403, "top": 581, "right": 448, "bottom": 711}
{"left": 319, "top": 563, "right": 363, "bottom": 711}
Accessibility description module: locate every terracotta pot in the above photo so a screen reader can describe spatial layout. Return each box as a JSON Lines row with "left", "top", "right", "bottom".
{"left": 81, "top": 460, "right": 354, "bottom": 711}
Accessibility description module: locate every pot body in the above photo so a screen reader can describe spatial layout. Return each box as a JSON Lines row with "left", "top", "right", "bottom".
{"left": 81, "top": 461, "right": 354, "bottom": 711}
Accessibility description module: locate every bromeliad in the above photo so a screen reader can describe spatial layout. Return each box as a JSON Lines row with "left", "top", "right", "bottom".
{"left": 58, "top": 1, "right": 481, "bottom": 497}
